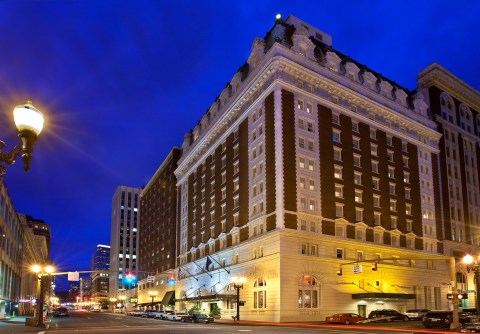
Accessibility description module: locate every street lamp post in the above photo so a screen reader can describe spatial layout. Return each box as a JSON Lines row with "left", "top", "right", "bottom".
{"left": 31, "top": 264, "right": 54, "bottom": 327}
{"left": 231, "top": 276, "right": 245, "bottom": 322}
{"left": 0, "top": 101, "right": 44, "bottom": 176}
{"left": 463, "top": 255, "right": 480, "bottom": 314}
{"left": 148, "top": 291, "right": 158, "bottom": 304}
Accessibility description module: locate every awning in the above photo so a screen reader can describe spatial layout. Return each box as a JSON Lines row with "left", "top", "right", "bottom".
{"left": 161, "top": 291, "right": 175, "bottom": 306}
{"left": 175, "top": 294, "right": 235, "bottom": 302}
{"left": 352, "top": 293, "right": 415, "bottom": 300}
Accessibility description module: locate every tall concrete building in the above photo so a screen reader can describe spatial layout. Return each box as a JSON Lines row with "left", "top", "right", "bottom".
{"left": 139, "top": 147, "right": 181, "bottom": 275}
{"left": 79, "top": 277, "right": 92, "bottom": 302}
{"left": 109, "top": 186, "right": 141, "bottom": 298}
{"left": 134, "top": 15, "right": 480, "bottom": 321}
{"left": 91, "top": 244, "right": 110, "bottom": 301}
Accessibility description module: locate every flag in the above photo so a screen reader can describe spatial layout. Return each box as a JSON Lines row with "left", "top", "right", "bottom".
{"left": 177, "top": 267, "right": 184, "bottom": 280}
{"left": 205, "top": 256, "right": 213, "bottom": 271}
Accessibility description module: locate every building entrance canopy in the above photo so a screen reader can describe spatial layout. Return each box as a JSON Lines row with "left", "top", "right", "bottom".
{"left": 352, "top": 293, "right": 416, "bottom": 300}
{"left": 175, "top": 293, "right": 234, "bottom": 303}
{"left": 161, "top": 291, "right": 175, "bottom": 306}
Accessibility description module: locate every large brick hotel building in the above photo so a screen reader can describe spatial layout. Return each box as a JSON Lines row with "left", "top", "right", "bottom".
{"left": 135, "top": 15, "right": 480, "bottom": 321}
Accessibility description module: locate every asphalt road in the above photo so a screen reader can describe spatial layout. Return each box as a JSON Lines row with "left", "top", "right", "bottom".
{"left": 0, "top": 309, "right": 457, "bottom": 334}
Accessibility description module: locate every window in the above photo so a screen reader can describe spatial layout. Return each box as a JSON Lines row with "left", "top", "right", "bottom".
{"left": 307, "top": 121, "right": 314, "bottom": 133}
{"left": 308, "top": 159, "right": 314, "bottom": 171}
{"left": 355, "top": 190, "right": 363, "bottom": 203}
{"left": 233, "top": 161, "right": 240, "bottom": 175}
{"left": 335, "top": 184, "right": 343, "bottom": 198}
{"left": 388, "top": 166, "right": 395, "bottom": 178}
{"left": 334, "top": 165, "right": 343, "bottom": 179}
{"left": 306, "top": 102, "right": 313, "bottom": 114}
{"left": 299, "top": 157, "right": 306, "bottom": 169}
{"left": 406, "top": 203, "right": 412, "bottom": 215}
{"left": 374, "top": 212, "right": 381, "bottom": 225}
{"left": 370, "top": 128, "right": 376, "bottom": 140}
{"left": 299, "top": 177, "right": 306, "bottom": 189}
{"left": 332, "top": 113, "right": 340, "bottom": 125}
{"left": 233, "top": 178, "right": 240, "bottom": 191}
{"left": 405, "top": 188, "right": 411, "bottom": 199}
{"left": 403, "top": 156, "right": 409, "bottom": 168}
{"left": 297, "top": 99, "right": 304, "bottom": 110}
{"left": 309, "top": 179, "right": 315, "bottom": 191}
{"left": 371, "top": 144, "right": 378, "bottom": 156}
{"left": 332, "top": 129, "right": 341, "bottom": 142}
{"left": 299, "top": 137, "right": 305, "bottom": 149}
{"left": 390, "top": 199, "right": 397, "bottom": 212}
{"left": 352, "top": 137, "right": 360, "bottom": 149}
{"left": 353, "top": 154, "right": 361, "bottom": 167}
{"left": 389, "top": 183, "right": 396, "bottom": 195}
{"left": 333, "top": 148, "right": 342, "bottom": 161}
{"left": 352, "top": 121, "right": 359, "bottom": 132}
{"left": 335, "top": 203, "right": 344, "bottom": 218}
{"left": 404, "top": 172, "right": 410, "bottom": 183}
{"left": 372, "top": 178, "right": 380, "bottom": 190}
{"left": 298, "top": 275, "right": 319, "bottom": 309}
{"left": 336, "top": 248, "right": 344, "bottom": 259}
{"left": 372, "top": 161, "right": 379, "bottom": 173}
{"left": 307, "top": 140, "right": 314, "bottom": 151}
{"left": 355, "top": 208, "right": 363, "bottom": 222}
{"left": 253, "top": 278, "right": 267, "bottom": 309}
{"left": 387, "top": 135, "right": 393, "bottom": 146}
{"left": 387, "top": 150, "right": 394, "bottom": 162}
{"left": 353, "top": 172, "right": 362, "bottom": 186}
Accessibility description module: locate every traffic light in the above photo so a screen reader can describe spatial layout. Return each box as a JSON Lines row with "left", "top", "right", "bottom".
{"left": 371, "top": 262, "right": 378, "bottom": 271}
{"left": 337, "top": 267, "right": 342, "bottom": 276}
{"left": 458, "top": 293, "right": 468, "bottom": 300}
{"left": 167, "top": 275, "right": 176, "bottom": 285}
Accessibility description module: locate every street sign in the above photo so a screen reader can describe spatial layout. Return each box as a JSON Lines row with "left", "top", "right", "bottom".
{"left": 353, "top": 264, "right": 363, "bottom": 274}
{"left": 147, "top": 275, "right": 155, "bottom": 283}
{"left": 68, "top": 272, "right": 79, "bottom": 281}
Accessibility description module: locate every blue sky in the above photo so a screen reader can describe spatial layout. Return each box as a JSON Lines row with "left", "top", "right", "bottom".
{"left": 0, "top": 1, "right": 478, "bottom": 290}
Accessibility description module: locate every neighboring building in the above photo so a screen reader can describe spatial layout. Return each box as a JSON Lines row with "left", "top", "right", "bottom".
{"left": 23, "top": 215, "right": 51, "bottom": 256}
{"left": 0, "top": 181, "right": 36, "bottom": 316}
{"left": 79, "top": 277, "right": 92, "bottom": 302}
{"left": 18, "top": 213, "right": 49, "bottom": 315}
{"left": 139, "top": 147, "right": 182, "bottom": 275}
{"left": 109, "top": 186, "right": 142, "bottom": 298}
{"left": 69, "top": 281, "right": 80, "bottom": 302}
{"left": 418, "top": 63, "right": 480, "bottom": 309}
{"left": 91, "top": 244, "right": 110, "bottom": 302}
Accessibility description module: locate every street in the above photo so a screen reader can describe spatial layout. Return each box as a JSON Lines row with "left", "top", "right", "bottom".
{"left": 0, "top": 310, "right": 458, "bottom": 334}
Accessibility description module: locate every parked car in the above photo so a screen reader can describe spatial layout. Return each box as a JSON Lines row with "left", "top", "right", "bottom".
{"left": 181, "top": 314, "right": 214, "bottom": 323}
{"left": 458, "top": 325, "right": 480, "bottom": 333}
{"left": 423, "top": 310, "right": 454, "bottom": 329}
{"left": 325, "top": 313, "right": 367, "bottom": 324}
{"left": 165, "top": 312, "right": 188, "bottom": 321}
{"left": 91, "top": 308, "right": 100, "bottom": 313}
{"left": 154, "top": 311, "right": 172, "bottom": 319}
{"left": 128, "top": 310, "right": 145, "bottom": 316}
{"left": 53, "top": 307, "right": 69, "bottom": 317}
{"left": 405, "top": 309, "right": 429, "bottom": 320}
{"left": 142, "top": 310, "right": 156, "bottom": 318}
{"left": 368, "top": 309, "right": 409, "bottom": 322}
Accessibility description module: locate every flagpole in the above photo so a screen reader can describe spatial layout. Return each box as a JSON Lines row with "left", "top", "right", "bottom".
{"left": 178, "top": 266, "right": 199, "bottom": 281}
{"left": 193, "top": 259, "right": 213, "bottom": 278}
{"left": 208, "top": 255, "right": 230, "bottom": 274}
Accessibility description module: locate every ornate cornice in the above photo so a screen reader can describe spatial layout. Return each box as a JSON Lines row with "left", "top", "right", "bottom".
{"left": 419, "top": 63, "right": 480, "bottom": 110}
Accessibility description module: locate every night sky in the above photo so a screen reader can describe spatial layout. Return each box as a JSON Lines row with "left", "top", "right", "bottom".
{"left": 0, "top": 1, "right": 479, "bottom": 291}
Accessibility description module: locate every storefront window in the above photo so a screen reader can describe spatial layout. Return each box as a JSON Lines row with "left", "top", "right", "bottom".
{"left": 298, "top": 275, "right": 319, "bottom": 308}
{"left": 253, "top": 278, "right": 266, "bottom": 309}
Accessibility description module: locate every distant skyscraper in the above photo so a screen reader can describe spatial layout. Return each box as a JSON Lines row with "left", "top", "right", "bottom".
{"left": 109, "top": 186, "right": 141, "bottom": 298}
{"left": 91, "top": 244, "right": 110, "bottom": 301}
{"left": 79, "top": 277, "right": 92, "bottom": 302}
{"left": 69, "top": 281, "right": 80, "bottom": 302}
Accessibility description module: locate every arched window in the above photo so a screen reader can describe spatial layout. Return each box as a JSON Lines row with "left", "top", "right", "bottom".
{"left": 253, "top": 278, "right": 266, "bottom": 309}
{"left": 459, "top": 104, "right": 473, "bottom": 133}
{"left": 440, "top": 93, "right": 456, "bottom": 124}
{"left": 298, "top": 275, "right": 319, "bottom": 308}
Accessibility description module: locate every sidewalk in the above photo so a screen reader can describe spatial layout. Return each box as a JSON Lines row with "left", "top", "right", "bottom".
{"left": 0, "top": 315, "right": 50, "bottom": 333}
